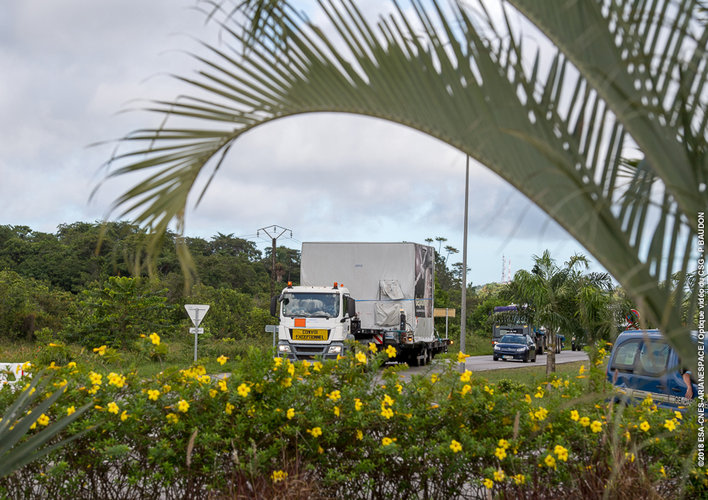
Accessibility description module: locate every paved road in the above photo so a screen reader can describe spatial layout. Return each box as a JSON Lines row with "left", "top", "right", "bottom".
{"left": 394, "top": 350, "right": 589, "bottom": 379}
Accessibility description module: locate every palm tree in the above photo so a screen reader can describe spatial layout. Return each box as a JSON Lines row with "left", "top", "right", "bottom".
{"left": 104, "top": 0, "right": 706, "bottom": 370}
{"left": 507, "top": 250, "right": 585, "bottom": 374}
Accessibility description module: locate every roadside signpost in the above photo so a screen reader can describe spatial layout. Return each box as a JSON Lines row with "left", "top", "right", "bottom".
{"left": 433, "top": 307, "right": 456, "bottom": 338}
{"left": 185, "top": 304, "right": 210, "bottom": 362}
{"left": 265, "top": 325, "right": 278, "bottom": 348}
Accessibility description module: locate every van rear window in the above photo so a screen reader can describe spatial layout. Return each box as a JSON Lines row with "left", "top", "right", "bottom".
{"left": 611, "top": 340, "right": 641, "bottom": 371}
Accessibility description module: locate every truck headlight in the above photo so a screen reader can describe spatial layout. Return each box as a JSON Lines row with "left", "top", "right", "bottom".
{"left": 494, "top": 345, "right": 500, "bottom": 350}
{"left": 278, "top": 344, "right": 292, "bottom": 353}
{"left": 328, "top": 345, "right": 342, "bottom": 354}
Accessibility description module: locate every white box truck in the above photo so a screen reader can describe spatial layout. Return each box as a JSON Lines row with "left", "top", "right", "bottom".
{"left": 271, "top": 242, "right": 450, "bottom": 365}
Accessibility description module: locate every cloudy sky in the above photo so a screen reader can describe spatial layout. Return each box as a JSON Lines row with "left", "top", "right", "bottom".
{"left": 0, "top": 0, "right": 604, "bottom": 286}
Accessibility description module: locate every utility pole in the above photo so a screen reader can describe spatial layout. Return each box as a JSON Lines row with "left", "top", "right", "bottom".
{"left": 460, "top": 156, "right": 469, "bottom": 372}
{"left": 257, "top": 225, "right": 292, "bottom": 298}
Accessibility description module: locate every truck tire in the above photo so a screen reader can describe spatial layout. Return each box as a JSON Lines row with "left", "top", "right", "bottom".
{"left": 493, "top": 355, "right": 498, "bottom": 361}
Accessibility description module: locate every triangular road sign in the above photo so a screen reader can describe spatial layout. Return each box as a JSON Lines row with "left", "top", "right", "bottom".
{"left": 185, "top": 304, "right": 210, "bottom": 327}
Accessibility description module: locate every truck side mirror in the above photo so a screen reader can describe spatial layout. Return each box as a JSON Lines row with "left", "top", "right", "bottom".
{"left": 347, "top": 298, "right": 356, "bottom": 318}
{"left": 270, "top": 296, "right": 278, "bottom": 317}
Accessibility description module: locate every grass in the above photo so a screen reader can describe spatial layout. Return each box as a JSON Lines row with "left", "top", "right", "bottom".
{"left": 479, "top": 360, "right": 588, "bottom": 385}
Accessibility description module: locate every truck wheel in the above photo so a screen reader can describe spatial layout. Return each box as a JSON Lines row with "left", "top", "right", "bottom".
{"left": 523, "top": 354, "right": 529, "bottom": 363}
{"left": 493, "top": 355, "right": 498, "bottom": 361}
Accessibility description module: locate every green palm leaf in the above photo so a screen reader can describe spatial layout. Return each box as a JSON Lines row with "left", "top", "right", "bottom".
{"left": 105, "top": 0, "right": 705, "bottom": 370}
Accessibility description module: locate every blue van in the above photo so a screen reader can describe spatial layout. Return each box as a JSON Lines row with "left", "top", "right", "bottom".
{"left": 606, "top": 329, "right": 700, "bottom": 410}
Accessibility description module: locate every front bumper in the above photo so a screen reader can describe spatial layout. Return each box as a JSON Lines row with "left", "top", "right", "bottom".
{"left": 277, "top": 341, "right": 344, "bottom": 360}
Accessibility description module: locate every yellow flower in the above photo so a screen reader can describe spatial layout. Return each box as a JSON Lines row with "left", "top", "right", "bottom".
{"left": 314, "top": 387, "right": 323, "bottom": 397}
{"left": 66, "top": 406, "right": 75, "bottom": 416}
{"left": 524, "top": 394, "right": 532, "bottom": 404}
{"left": 457, "top": 351, "right": 470, "bottom": 363}
{"left": 382, "top": 394, "right": 395, "bottom": 406}
{"left": 217, "top": 355, "right": 228, "bottom": 366}
{"left": 37, "top": 414, "right": 50, "bottom": 426}
{"left": 498, "top": 439, "right": 510, "bottom": 450}
{"left": 579, "top": 417, "right": 590, "bottom": 427}
{"left": 281, "top": 377, "right": 292, "bottom": 388}
{"left": 382, "top": 437, "right": 394, "bottom": 446}
{"left": 461, "top": 384, "right": 472, "bottom": 396}
{"left": 271, "top": 470, "right": 288, "bottom": 483}
{"left": 674, "top": 411, "right": 682, "bottom": 420}
{"left": 534, "top": 390, "right": 544, "bottom": 398}
{"left": 493, "top": 470, "right": 505, "bottom": 482}
{"left": 107, "top": 402, "right": 119, "bottom": 414}
{"left": 460, "top": 370, "right": 472, "bottom": 382}
{"left": 640, "top": 420, "right": 650, "bottom": 432}
{"left": 177, "top": 399, "right": 190, "bottom": 413}
{"left": 554, "top": 445, "right": 569, "bottom": 461}
{"left": 166, "top": 413, "right": 179, "bottom": 424}
{"left": 483, "top": 478, "right": 494, "bottom": 489}
{"left": 395, "top": 383, "right": 403, "bottom": 394}
{"left": 386, "top": 345, "right": 397, "bottom": 358}
{"left": 355, "top": 352, "right": 368, "bottom": 364}
{"left": 149, "top": 332, "right": 160, "bottom": 345}
{"left": 67, "top": 362, "right": 77, "bottom": 369}
{"left": 450, "top": 440, "right": 462, "bottom": 453}
{"left": 286, "top": 408, "right": 295, "bottom": 420}
{"left": 120, "top": 411, "right": 129, "bottom": 422}
{"left": 660, "top": 465, "right": 666, "bottom": 477}
{"left": 225, "top": 402, "right": 235, "bottom": 415}
{"left": 218, "top": 379, "right": 228, "bottom": 392}
{"left": 333, "top": 406, "right": 340, "bottom": 417}
{"left": 354, "top": 398, "right": 363, "bottom": 411}
{"left": 307, "top": 427, "right": 322, "bottom": 438}
{"left": 313, "top": 361, "right": 323, "bottom": 372}
{"left": 495, "top": 447, "right": 507, "bottom": 460}
{"left": 327, "top": 390, "right": 341, "bottom": 401}
{"left": 484, "top": 385, "right": 494, "bottom": 395}
{"left": 148, "top": 389, "right": 160, "bottom": 401}
{"left": 570, "top": 410, "right": 579, "bottom": 421}
{"left": 590, "top": 420, "right": 603, "bottom": 433}
{"left": 625, "top": 452, "right": 635, "bottom": 463}
{"left": 21, "top": 361, "right": 32, "bottom": 371}
{"left": 287, "top": 362, "right": 295, "bottom": 377}
{"left": 381, "top": 407, "right": 394, "bottom": 419}
{"left": 368, "top": 343, "right": 378, "bottom": 352}
{"left": 431, "top": 374, "right": 439, "bottom": 384}
{"left": 544, "top": 454, "right": 557, "bottom": 469}
{"left": 579, "top": 364, "right": 585, "bottom": 375}
{"left": 532, "top": 407, "right": 549, "bottom": 421}
{"left": 664, "top": 419, "right": 677, "bottom": 432}
{"left": 93, "top": 345, "right": 107, "bottom": 356}
{"left": 107, "top": 372, "right": 126, "bottom": 388}
{"left": 356, "top": 429, "right": 363, "bottom": 440}
{"left": 513, "top": 474, "right": 525, "bottom": 485}
{"left": 273, "top": 357, "right": 283, "bottom": 369}
{"left": 237, "top": 383, "right": 251, "bottom": 397}
{"left": 88, "top": 372, "right": 103, "bottom": 386}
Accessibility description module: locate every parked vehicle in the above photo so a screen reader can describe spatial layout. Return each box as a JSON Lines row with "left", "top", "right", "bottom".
{"left": 271, "top": 242, "right": 450, "bottom": 364}
{"left": 606, "top": 329, "right": 701, "bottom": 410}
{"left": 493, "top": 333, "right": 537, "bottom": 362}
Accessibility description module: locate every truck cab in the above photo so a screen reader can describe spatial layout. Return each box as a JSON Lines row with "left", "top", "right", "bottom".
{"left": 271, "top": 282, "right": 357, "bottom": 360}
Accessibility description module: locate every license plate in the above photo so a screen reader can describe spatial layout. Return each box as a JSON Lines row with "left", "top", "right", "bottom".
{"left": 292, "top": 329, "right": 328, "bottom": 341}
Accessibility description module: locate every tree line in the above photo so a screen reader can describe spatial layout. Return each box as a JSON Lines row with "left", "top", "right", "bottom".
{"left": 0, "top": 222, "right": 298, "bottom": 345}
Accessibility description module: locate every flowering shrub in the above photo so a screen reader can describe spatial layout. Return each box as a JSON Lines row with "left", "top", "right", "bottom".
{"left": 0, "top": 344, "right": 704, "bottom": 499}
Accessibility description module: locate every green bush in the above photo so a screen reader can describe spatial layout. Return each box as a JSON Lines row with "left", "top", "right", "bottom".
{"left": 0, "top": 346, "right": 703, "bottom": 499}
{"left": 60, "top": 277, "right": 178, "bottom": 349}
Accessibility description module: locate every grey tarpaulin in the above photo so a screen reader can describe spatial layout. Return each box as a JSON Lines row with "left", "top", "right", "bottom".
{"left": 301, "top": 242, "right": 435, "bottom": 342}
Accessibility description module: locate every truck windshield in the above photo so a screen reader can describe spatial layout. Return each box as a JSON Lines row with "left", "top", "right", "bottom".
{"left": 281, "top": 292, "right": 340, "bottom": 318}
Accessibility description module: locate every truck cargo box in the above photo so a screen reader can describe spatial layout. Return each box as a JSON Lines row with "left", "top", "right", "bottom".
{"left": 300, "top": 242, "right": 435, "bottom": 342}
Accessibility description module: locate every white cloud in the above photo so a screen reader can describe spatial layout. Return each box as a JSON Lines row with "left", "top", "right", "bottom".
{"left": 0, "top": 0, "right": 600, "bottom": 286}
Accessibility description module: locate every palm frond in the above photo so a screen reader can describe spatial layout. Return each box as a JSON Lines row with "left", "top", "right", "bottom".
{"left": 106, "top": 0, "right": 705, "bottom": 368}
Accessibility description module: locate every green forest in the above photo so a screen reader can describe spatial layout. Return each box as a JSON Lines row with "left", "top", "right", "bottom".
{"left": 0, "top": 222, "right": 639, "bottom": 361}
